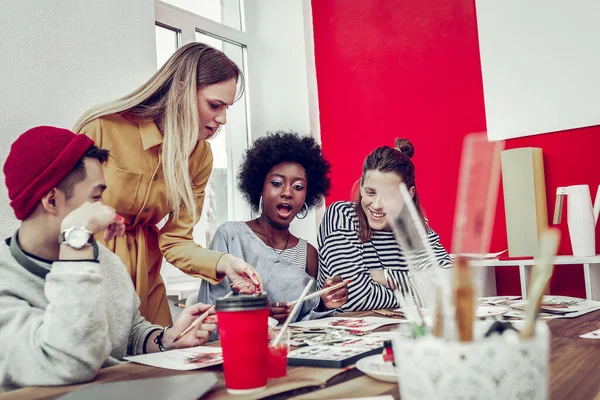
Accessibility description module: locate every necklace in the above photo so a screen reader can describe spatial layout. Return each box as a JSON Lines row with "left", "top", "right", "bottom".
{"left": 256, "top": 218, "right": 291, "bottom": 255}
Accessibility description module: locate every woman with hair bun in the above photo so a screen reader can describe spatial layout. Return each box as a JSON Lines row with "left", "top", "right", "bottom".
{"left": 198, "top": 131, "right": 348, "bottom": 323}
{"left": 317, "top": 138, "right": 451, "bottom": 312}
{"left": 74, "top": 43, "right": 261, "bottom": 326}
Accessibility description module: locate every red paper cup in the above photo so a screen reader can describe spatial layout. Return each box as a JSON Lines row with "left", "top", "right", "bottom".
{"left": 217, "top": 294, "right": 269, "bottom": 394}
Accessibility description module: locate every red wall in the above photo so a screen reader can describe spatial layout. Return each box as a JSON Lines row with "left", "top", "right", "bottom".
{"left": 311, "top": 0, "right": 600, "bottom": 297}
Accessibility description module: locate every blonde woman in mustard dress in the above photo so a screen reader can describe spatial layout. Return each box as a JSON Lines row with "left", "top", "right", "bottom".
{"left": 73, "top": 43, "right": 262, "bottom": 326}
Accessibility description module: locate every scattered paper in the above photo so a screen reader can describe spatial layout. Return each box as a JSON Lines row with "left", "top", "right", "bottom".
{"left": 554, "top": 305, "right": 600, "bottom": 319}
{"left": 503, "top": 309, "right": 559, "bottom": 320}
{"left": 580, "top": 329, "right": 600, "bottom": 339}
{"left": 124, "top": 346, "right": 222, "bottom": 371}
{"left": 363, "top": 331, "right": 402, "bottom": 340}
{"left": 510, "top": 296, "right": 600, "bottom": 315}
{"left": 290, "top": 317, "right": 405, "bottom": 333}
{"left": 479, "top": 296, "right": 521, "bottom": 305}
{"left": 394, "top": 305, "right": 510, "bottom": 320}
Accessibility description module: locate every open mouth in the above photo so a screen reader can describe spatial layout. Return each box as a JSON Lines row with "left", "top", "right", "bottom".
{"left": 276, "top": 203, "right": 293, "bottom": 218}
{"left": 205, "top": 126, "right": 216, "bottom": 137}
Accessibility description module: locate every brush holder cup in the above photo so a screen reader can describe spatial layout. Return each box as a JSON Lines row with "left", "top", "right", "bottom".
{"left": 392, "top": 322, "right": 550, "bottom": 400}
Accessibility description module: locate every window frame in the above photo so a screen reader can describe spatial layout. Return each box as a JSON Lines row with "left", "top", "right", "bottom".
{"left": 155, "top": 0, "right": 252, "bottom": 294}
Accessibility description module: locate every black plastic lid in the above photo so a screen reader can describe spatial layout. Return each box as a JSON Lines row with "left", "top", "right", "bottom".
{"left": 216, "top": 292, "right": 269, "bottom": 312}
{"left": 384, "top": 340, "right": 393, "bottom": 348}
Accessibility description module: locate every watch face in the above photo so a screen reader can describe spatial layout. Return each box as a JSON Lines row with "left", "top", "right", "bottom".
{"left": 67, "top": 228, "right": 91, "bottom": 249}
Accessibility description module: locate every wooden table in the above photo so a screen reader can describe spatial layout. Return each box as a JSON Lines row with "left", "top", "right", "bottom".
{"left": 2, "top": 310, "right": 600, "bottom": 400}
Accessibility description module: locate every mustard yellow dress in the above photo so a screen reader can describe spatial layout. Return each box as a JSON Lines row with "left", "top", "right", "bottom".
{"left": 80, "top": 114, "right": 224, "bottom": 326}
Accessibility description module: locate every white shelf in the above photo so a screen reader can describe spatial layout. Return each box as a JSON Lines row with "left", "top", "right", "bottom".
{"left": 465, "top": 255, "right": 600, "bottom": 301}
{"left": 468, "top": 255, "right": 600, "bottom": 267}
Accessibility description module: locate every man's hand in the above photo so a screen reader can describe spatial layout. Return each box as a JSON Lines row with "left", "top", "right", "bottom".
{"left": 60, "top": 202, "right": 125, "bottom": 241}
{"left": 164, "top": 303, "right": 217, "bottom": 350}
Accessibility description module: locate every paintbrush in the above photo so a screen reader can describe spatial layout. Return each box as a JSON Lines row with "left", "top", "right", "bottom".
{"left": 272, "top": 280, "right": 313, "bottom": 347}
{"left": 453, "top": 257, "right": 474, "bottom": 342}
{"left": 520, "top": 228, "right": 560, "bottom": 339}
{"left": 433, "top": 287, "right": 443, "bottom": 337}
{"left": 172, "top": 291, "right": 233, "bottom": 343}
{"left": 289, "top": 279, "right": 351, "bottom": 305}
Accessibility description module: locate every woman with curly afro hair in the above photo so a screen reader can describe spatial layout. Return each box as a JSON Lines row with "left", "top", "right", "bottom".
{"left": 198, "top": 131, "right": 348, "bottom": 323}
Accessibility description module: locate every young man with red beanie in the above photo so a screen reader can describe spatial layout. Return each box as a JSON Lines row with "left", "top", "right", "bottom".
{"left": 0, "top": 126, "right": 217, "bottom": 391}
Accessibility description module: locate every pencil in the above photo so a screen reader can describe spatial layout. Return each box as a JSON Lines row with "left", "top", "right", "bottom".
{"left": 289, "top": 279, "right": 351, "bottom": 305}
{"left": 174, "top": 303, "right": 186, "bottom": 309}
{"left": 172, "top": 291, "right": 233, "bottom": 343}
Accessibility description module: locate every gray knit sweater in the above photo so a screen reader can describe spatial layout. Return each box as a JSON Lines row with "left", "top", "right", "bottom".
{"left": 0, "top": 238, "right": 160, "bottom": 392}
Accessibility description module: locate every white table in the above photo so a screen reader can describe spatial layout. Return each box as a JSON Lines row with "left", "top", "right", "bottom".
{"left": 469, "top": 255, "right": 600, "bottom": 300}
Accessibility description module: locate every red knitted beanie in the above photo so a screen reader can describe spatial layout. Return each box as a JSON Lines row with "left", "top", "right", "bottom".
{"left": 4, "top": 126, "right": 94, "bottom": 220}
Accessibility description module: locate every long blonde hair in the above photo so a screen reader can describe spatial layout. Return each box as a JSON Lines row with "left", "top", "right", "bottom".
{"left": 74, "top": 42, "right": 243, "bottom": 221}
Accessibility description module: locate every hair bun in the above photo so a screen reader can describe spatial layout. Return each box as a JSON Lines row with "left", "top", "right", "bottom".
{"left": 394, "top": 138, "right": 414, "bottom": 159}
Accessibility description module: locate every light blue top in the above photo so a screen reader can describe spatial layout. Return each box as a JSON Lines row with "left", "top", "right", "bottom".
{"left": 198, "top": 221, "right": 336, "bottom": 322}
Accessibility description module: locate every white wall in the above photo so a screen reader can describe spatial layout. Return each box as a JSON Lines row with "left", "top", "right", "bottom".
{"left": 0, "top": 0, "right": 156, "bottom": 238}
{"left": 476, "top": 0, "right": 600, "bottom": 141}
{"left": 245, "top": 0, "right": 322, "bottom": 245}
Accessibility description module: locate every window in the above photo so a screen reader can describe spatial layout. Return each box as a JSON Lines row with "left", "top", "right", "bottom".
{"left": 155, "top": 0, "right": 251, "bottom": 295}
{"left": 154, "top": 24, "right": 179, "bottom": 69}
{"left": 160, "top": 0, "right": 243, "bottom": 31}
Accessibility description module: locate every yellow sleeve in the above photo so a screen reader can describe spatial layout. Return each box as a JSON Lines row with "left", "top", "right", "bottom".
{"left": 78, "top": 118, "right": 103, "bottom": 146}
{"left": 158, "top": 144, "right": 225, "bottom": 283}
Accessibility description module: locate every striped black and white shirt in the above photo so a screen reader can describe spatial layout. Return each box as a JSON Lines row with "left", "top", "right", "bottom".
{"left": 317, "top": 201, "right": 452, "bottom": 311}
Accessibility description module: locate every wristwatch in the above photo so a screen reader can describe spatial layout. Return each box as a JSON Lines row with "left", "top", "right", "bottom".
{"left": 59, "top": 226, "right": 95, "bottom": 249}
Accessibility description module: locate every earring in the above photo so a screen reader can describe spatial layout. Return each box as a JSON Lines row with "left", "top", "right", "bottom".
{"left": 258, "top": 196, "right": 264, "bottom": 215}
{"left": 296, "top": 202, "right": 309, "bottom": 219}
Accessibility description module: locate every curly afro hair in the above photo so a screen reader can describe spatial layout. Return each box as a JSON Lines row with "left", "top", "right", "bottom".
{"left": 238, "top": 131, "right": 332, "bottom": 213}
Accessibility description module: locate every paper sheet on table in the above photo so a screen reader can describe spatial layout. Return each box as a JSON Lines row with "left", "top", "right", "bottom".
{"left": 510, "top": 297, "right": 600, "bottom": 314}
{"left": 479, "top": 296, "right": 521, "bottom": 305}
{"left": 580, "top": 328, "right": 600, "bottom": 339}
{"left": 504, "top": 309, "right": 559, "bottom": 320}
{"left": 290, "top": 317, "right": 405, "bottom": 332}
{"left": 124, "top": 346, "right": 222, "bottom": 370}
{"left": 554, "top": 305, "right": 600, "bottom": 319}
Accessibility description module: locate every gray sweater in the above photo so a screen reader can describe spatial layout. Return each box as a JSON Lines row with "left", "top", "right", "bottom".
{"left": 0, "top": 238, "right": 160, "bottom": 392}
{"left": 198, "top": 222, "right": 335, "bottom": 322}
